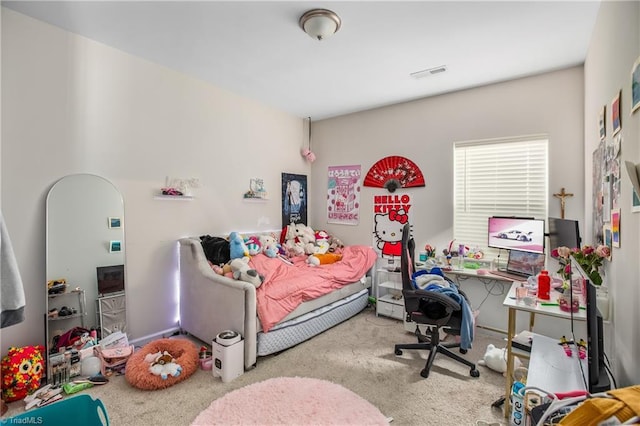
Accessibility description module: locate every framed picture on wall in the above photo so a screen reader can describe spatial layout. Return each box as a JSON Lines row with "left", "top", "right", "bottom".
{"left": 599, "top": 105, "right": 606, "bottom": 140}
{"left": 602, "top": 224, "right": 613, "bottom": 260}
{"left": 109, "top": 240, "right": 122, "bottom": 253}
{"left": 632, "top": 55, "right": 640, "bottom": 114}
{"left": 611, "top": 209, "right": 621, "bottom": 248}
{"left": 281, "top": 173, "right": 307, "bottom": 227}
{"left": 108, "top": 217, "right": 121, "bottom": 229}
{"left": 611, "top": 91, "right": 621, "bottom": 135}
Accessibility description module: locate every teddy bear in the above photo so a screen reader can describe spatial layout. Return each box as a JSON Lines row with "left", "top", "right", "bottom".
{"left": 327, "top": 235, "right": 345, "bottom": 254}
{"left": 293, "top": 223, "right": 317, "bottom": 254}
{"left": 259, "top": 234, "right": 279, "bottom": 258}
{"left": 230, "top": 258, "right": 264, "bottom": 287}
{"left": 280, "top": 224, "right": 305, "bottom": 257}
{"left": 477, "top": 343, "right": 521, "bottom": 376}
{"left": 228, "top": 232, "right": 249, "bottom": 260}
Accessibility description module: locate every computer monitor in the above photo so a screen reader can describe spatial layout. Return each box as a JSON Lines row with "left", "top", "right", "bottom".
{"left": 487, "top": 216, "right": 545, "bottom": 254}
{"left": 548, "top": 217, "right": 581, "bottom": 256}
{"left": 569, "top": 258, "right": 610, "bottom": 393}
{"left": 96, "top": 264, "right": 125, "bottom": 296}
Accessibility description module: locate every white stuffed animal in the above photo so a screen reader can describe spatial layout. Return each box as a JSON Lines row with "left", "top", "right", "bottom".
{"left": 230, "top": 258, "right": 264, "bottom": 288}
{"left": 281, "top": 224, "right": 305, "bottom": 257}
{"left": 477, "top": 343, "right": 521, "bottom": 376}
{"left": 149, "top": 360, "right": 182, "bottom": 380}
{"left": 293, "top": 223, "right": 317, "bottom": 254}
{"left": 145, "top": 350, "right": 183, "bottom": 380}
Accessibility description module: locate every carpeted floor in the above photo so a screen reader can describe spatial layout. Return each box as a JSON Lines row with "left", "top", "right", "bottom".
{"left": 2, "top": 306, "right": 510, "bottom": 425}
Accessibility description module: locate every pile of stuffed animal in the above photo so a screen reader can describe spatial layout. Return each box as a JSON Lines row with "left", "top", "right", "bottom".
{"left": 206, "top": 224, "right": 346, "bottom": 287}
{"left": 144, "top": 351, "right": 182, "bottom": 380}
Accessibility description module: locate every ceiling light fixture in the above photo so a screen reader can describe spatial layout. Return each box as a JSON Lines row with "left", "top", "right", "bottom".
{"left": 299, "top": 9, "right": 341, "bottom": 41}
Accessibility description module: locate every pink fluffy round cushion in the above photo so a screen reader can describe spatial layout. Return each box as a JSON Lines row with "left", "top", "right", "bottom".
{"left": 125, "top": 338, "right": 199, "bottom": 390}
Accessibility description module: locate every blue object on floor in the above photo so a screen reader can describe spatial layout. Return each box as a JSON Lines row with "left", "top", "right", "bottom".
{"left": 1, "top": 394, "right": 109, "bottom": 426}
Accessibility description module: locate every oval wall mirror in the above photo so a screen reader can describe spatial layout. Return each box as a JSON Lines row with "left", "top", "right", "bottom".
{"left": 46, "top": 174, "right": 125, "bottom": 369}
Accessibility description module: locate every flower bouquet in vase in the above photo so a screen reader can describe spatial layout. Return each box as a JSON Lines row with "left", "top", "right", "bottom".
{"left": 551, "top": 244, "right": 610, "bottom": 312}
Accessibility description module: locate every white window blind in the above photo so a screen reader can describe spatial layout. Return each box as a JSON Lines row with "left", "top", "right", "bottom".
{"left": 453, "top": 136, "right": 548, "bottom": 259}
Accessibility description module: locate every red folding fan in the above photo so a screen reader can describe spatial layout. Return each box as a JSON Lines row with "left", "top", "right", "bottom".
{"left": 363, "top": 156, "right": 425, "bottom": 192}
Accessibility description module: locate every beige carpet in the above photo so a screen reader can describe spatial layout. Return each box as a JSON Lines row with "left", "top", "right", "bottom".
{"left": 3, "top": 307, "right": 509, "bottom": 425}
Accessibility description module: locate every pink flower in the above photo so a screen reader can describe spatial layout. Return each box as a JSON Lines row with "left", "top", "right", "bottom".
{"left": 557, "top": 246, "right": 572, "bottom": 258}
{"left": 596, "top": 245, "right": 610, "bottom": 258}
{"left": 582, "top": 245, "right": 595, "bottom": 255}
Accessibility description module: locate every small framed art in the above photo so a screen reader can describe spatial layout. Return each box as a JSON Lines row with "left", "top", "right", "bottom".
{"left": 611, "top": 209, "right": 620, "bottom": 248}
{"left": 108, "top": 217, "right": 121, "bottom": 229}
{"left": 632, "top": 55, "right": 640, "bottom": 114}
{"left": 633, "top": 189, "right": 640, "bottom": 213}
{"left": 611, "top": 91, "right": 621, "bottom": 136}
{"left": 109, "top": 240, "right": 122, "bottom": 253}
{"left": 599, "top": 105, "right": 606, "bottom": 140}
{"left": 602, "top": 224, "right": 613, "bottom": 260}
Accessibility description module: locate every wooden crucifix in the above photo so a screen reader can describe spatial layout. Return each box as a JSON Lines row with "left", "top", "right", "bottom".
{"left": 553, "top": 187, "right": 574, "bottom": 219}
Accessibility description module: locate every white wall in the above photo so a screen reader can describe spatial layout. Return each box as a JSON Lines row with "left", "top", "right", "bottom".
{"left": 583, "top": 1, "right": 640, "bottom": 387}
{"left": 310, "top": 67, "right": 586, "bottom": 338}
{"left": 1, "top": 9, "right": 307, "bottom": 349}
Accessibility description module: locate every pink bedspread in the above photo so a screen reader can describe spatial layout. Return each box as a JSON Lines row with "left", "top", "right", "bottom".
{"left": 250, "top": 245, "right": 378, "bottom": 333}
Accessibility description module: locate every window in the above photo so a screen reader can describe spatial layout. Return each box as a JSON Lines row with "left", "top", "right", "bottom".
{"left": 453, "top": 135, "right": 548, "bottom": 259}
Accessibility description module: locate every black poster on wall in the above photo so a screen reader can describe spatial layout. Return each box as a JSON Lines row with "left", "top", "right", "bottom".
{"left": 282, "top": 173, "right": 307, "bottom": 227}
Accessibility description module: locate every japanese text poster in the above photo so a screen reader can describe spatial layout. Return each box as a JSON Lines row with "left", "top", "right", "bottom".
{"left": 327, "top": 165, "right": 361, "bottom": 225}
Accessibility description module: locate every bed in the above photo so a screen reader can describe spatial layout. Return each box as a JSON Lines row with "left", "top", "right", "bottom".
{"left": 178, "top": 236, "right": 378, "bottom": 370}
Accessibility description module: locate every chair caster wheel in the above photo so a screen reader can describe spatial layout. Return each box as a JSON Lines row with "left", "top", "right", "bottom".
{"left": 470, "top": 369, "right": 480, "bottom": 378}
{"left": 395, "top": 349, "right": 403, "bottom": 356}
{"left": 420, "top": 369, "right": 430, "bottom": 378}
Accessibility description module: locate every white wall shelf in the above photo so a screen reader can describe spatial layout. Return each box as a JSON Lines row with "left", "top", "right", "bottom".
{"left": 154, "top": 195, "right": 194, "bottom": 200}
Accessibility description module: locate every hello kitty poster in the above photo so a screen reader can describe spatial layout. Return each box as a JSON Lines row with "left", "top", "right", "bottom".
{"left": 372, "top": 192, "right": 413, "bottom": 259}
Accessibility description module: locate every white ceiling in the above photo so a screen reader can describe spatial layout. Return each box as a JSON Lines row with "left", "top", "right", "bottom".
{"left": 3, "top": 1, "right": 601, "bottom": 120}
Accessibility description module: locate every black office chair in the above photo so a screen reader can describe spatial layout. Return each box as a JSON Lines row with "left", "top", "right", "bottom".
{"left": 394, "top": 223, "right": 480, "bottom": 378}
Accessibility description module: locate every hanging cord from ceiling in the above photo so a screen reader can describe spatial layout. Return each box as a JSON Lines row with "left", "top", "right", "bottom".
{"left": 301, "top": 116, "right": 316, "bottom": 163}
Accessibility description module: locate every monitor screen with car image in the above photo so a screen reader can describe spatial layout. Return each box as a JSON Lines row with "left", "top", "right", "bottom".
{"left": 487, "top": 216, "right": 545, "bottom": 254}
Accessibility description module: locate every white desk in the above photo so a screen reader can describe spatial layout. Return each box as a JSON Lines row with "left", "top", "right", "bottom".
{"left": 441, "top": 267, "right": 517, "bottom": 285}
{"left": 502, "top": 282, "right": 586, "bottom": 418}
{"left": 527, "top": 334, "right": 587, "bottom": 393}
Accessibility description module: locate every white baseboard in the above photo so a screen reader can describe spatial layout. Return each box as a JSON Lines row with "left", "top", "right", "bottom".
{"left": 129, "top": 327, "right": 181, "bottom": 347}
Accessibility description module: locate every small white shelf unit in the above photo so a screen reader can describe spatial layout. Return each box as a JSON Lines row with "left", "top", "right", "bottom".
{"left": 375, "top": 268, "right": 405, "bottom": 320}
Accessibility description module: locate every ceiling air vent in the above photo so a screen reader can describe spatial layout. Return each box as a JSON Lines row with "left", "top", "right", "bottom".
{"left": 410, "top": 65, "right": 447, "bottom": 79}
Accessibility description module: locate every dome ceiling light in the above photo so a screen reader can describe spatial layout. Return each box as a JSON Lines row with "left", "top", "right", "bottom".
{"left": 299, "top": 9, "right": 342, "bottom": 41}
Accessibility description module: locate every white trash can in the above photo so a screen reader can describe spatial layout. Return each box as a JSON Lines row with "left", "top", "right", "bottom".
{"left": 212, "top": 330, "right": 244, "bottom": 383}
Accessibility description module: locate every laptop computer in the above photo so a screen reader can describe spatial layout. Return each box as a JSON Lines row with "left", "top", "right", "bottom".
{"left": 491, "top": 250, "right": 545, "bottom": 281}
